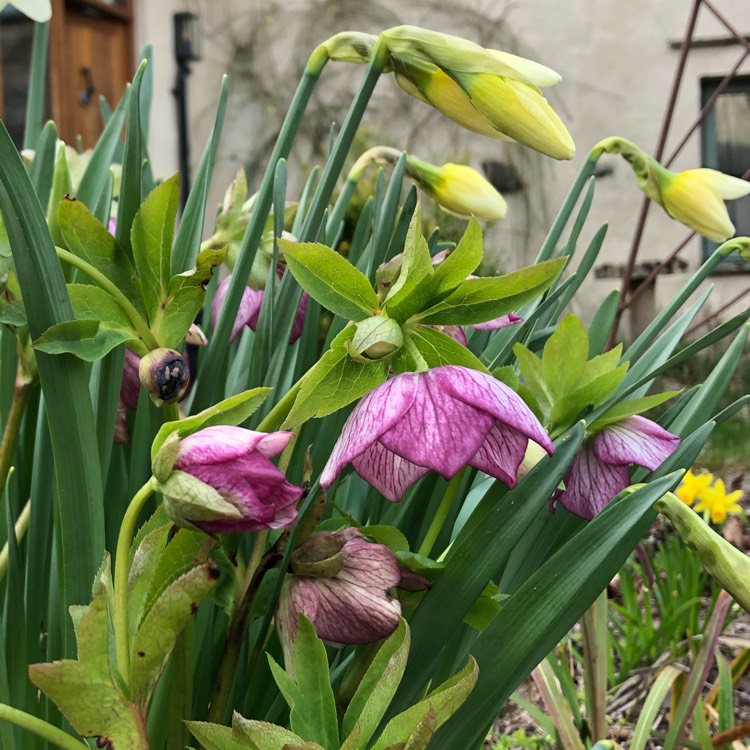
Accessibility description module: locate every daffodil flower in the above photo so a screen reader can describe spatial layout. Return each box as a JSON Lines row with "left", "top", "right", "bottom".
{"left": 694, "top": 478, "right": 743, "bottom": 524}
{"left": 675, "top": 468, "right": 714, "bottom": 506}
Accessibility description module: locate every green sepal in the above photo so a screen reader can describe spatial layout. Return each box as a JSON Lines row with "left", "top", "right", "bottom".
{"left": 283, "top": 325, "right": 389, "bottom": 428}
{"left": 406, "top": 326, "right": 489, "bottom": 372}
{"left": 33, "top": 318, "right": 136, "bottom": 361}
{"left": 417, "top": 258, "right": 565, "bottom": 326}
{"left": 151, "top": 387, "right": 271, "bottom": 458}
{"left": 130, "top": 173, "right": 180, "bottom": 325}
{"left": 158, "top": 470, "right": 244, "bottom": 527}
{"left": 279, "top": 238, "right": 379, "bottom": 320}
{"left": 590, "top": 390, "right": 681, "bottom": 432}
{"left": 57, "top": 196, "right": 143, "bottom": 311}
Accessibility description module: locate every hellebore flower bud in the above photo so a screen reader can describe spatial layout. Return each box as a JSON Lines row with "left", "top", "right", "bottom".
{"left": 153, "top": 425, "right": 302, "bottom": 534}
{"left": 276, "top": 528, "right": 402, "bottom": 665}
{"left": 138, "top": 348, "right": 189, "bottom": 406}
{"left": 349, "top": 316, "right": 403, "bottom": 361}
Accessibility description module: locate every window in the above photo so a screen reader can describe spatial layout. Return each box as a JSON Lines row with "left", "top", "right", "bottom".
{"left": 700, "top": 76, "right": 750, "bottom": 268}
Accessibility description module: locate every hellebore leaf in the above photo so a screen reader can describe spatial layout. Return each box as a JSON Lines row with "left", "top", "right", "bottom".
{"left": 513, "top": 344, "right": 553, "bottom": 412}
{"left": 431, "top": 217, "right": 483, "bottom": 298}
{"left": 591, "top": 390, "right": 681, "bottom": 432}
{"left": 581, "top": 344, "right": 624, "bottom": 383}
{"left": 128, "top": 523, "right": 172, "bottom": 636}
{"left": 541, "top": 314, "right": 588, "bottom": 402}
{"left": 383, "top": 206, "right": 435, "bottom": 321}
{"left": 371, "top": 656, "right": 478, "bottom": 750}
{"left": 151, "top": 387, "right": 272, "bottom": 458}
{"left": 402, "top": 705, "right": 437, "bottom": 750}
{"left": 186, "top": 722, "right": 249, "bottom": 750}
{"left": 417, "top": 258, "right": 565, "bottom": 326}
{"left": 129, "top": 561, "right": 219, "bottom": 700}
{"left": 232, "top": 714, "right": 314, "bottom": 749}
{"left": 67, "top": 282, "right": 139, "bottom": 331}
{"left": 343, "top": 620, "right": 410, "bottom": 747}
{"left": 279, "top": 238, "right": 379, "bottom": 320}
{"left": 130, "top": 173, "right": 180, "bottom": 325}
{"left": 153, "top": 245, "right": 226, "bottom": 349}
{"left": 28, "top": 557, "right": 146, "bottom": 747}
{"left": 283, "top": 325, "right": 389, "bottom": 428}
{"left": 57, "top": 196, "right": 143, "bottom": 310}
{"left": 0, "top": 299, "right": 26, "bottom": 327}
{"left": 405, "top": 326, "right": 489, "bottom": 373}
{"left": 33, "top": 318, "right": 135, "bottom": 361}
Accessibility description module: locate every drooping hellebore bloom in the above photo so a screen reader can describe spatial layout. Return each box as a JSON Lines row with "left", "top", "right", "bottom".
{"left": 153, "top": 426, "right": 302, "bottom": 533}
{"left": 592, "top": 137, "right": 750, "bottom": 242}
{"left": 276, "top": 527, "right": 401, "bottom": 657}
{"left": 440, "top": 313, "right": 523, "bottom": 346}
{"left": 321, "top": 365, "right": 554, "bottom": 502}
{"left": 380, "top": 26, "right": 575, "bottom": 160}
{"left": 211, "top": 274, "right": 309, "bottom": 344}
{"left": 555, "top": 415, "right": 680, "bottom": 520}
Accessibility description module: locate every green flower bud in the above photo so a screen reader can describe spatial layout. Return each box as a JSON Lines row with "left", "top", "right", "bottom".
{"left": 138, "top": 348, "right": 189, "bottom": 406}
{"left": 348, "top": 316, "right": 403, "bottom": 362}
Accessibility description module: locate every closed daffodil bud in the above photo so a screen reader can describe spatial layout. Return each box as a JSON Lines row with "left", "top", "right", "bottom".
{"left": 380, "top": 26, "right": 575, "bottom": 160}
{"left": 138, "top": 348, "right": 189, "bottom": 406}
{"left": 593, "top": 137, "right": 750, "bottom": 242}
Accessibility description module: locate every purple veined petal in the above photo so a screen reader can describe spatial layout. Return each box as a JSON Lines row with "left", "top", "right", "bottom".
{"left": 211, "top": 275, "right": 264, "bottom": 344}
{"left": 556, "top": 443, "right": 632, "bottom": 520}
{"left": 107, "top": 217, "right": 117, "bottom": 236}
{"left": 429, "top": 365, "right": 554, "bottom": 454}
{"left": 321, "top": 374, "right": 420, "bottom": 488}
{"left": 378, "top": 372, "right": 496, "bottom": 478}
{"left": 351, "top": 441, "right": 431, "bottom": 502}
{"left": 439, "top": 325, "right": 468, "bottom": 346}
{"left": 254, "top": 430, "right": 295, "bottom": 458}
{"left": 472, "top": 313, "right": 523, "bottom": 331}
{"left": 469, "top": 421, "right": 530, "bottom": 487}
{"left": 593, "top": 416, "right": 680, "bottom": 471}
{"left": 120, "top": 348, "right": 142, "bottom": 411}
{"left": 289, "top": 292, "right": 309, "bottom": 343}
{"left": 176, "top": 426, "right": 291, "bottom": 467}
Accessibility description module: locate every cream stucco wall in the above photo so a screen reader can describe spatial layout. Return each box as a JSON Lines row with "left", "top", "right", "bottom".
{"left": 134, "top": 0, "right": 750, "bottom": 336}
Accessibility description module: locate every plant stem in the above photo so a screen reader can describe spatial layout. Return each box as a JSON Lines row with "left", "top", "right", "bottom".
{"left": 207, "top": 530, "right": 275, "bottom": 723}
{"left": 0, "top": 498, "right": 31, "bottom": 581}
{"left": 55, "top": 247, "right": 159, "bottom": 350}
{"left": 418, "top": 469, "right": 465, "bottom": 557}
{"left": 256, "top": 378, "right": 303, "bottom": 432}
{"left": 114, "top": 477, "right": 157, "bottom": 689}
{"left": 0, "top": 374, "right": 31, "bottom": 496}
{"left": 581, "top": 590, "right": 609, "bottom": 742}
{"left": 163, "top": 401, "right": 180, "bottom": 423}
{"left": 0, "top": 703, "right": 87, "bottom": 749}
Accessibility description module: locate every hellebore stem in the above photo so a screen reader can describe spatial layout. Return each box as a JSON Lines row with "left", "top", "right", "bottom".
{"left": 418, "top": 468, "right": 465, "bottom": 557}
{"left": 207, "top": 530, "right": 275, "bottom": 724}
{"left": 0, "top": 497, "right": 30, "bottom": 582}
{"left": 256, "top": 378, "right": 303, "bottom": 432}
{"left": 55, "top": 247, "right": 159, "bottom": 351}
{"left": 403, "top": 335, "right": 429, "bottom": 373}
{"left": 163, "top": 402, "right": 180, "bottom": 423}
{"left": 0, "top": 703, "right": 88, "bottom": 749}
{"left": 0, "top": 372, "right": 31, "bottom": 497}
{"left": 114, "top": 477, "right": 157, "bottom": 690}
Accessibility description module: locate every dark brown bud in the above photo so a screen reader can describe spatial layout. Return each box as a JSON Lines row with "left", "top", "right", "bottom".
{"left": 138, "top": 348, "right": 189, "bottom": 406}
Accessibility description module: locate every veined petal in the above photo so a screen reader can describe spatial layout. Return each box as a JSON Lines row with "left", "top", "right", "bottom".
{"left": 320, "top": 374, "right": 419, "bottom": 488}
{"left": 472, "top": 313, "right": 523, "bottom": 331}
{"left": 469, "top": 421, "right": 529, "bottom": 486}
{"left": 211, "top": 275, "right": 263, "bottom": 343}
{"left": 593, "top": 416, "right": 679, "bottom": 471}
{"left": 557, "top": 444, "right": 632, "bottom": 519}
{"left": 352, "top": 441, "right": 430, "bottom": 502}
{"left": 176, "top": 426, "right": 291, "bottom": 466}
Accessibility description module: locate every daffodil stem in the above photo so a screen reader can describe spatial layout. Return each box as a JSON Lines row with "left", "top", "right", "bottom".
{"left": 55, "top": 247, "right": 159, "bottom": 350}
{"left": 0, "top": 703, "right": 88, "bottom": 749}
{"left": 418, "top": 469, "right": 465, "bottom": 557}
{"left": 208, "top": 530, "right": 277, "bottom": 724}
{"left": 0, "top": 498, "right": 30, "bottom": 582}
{"left": 0, "top": 374, "right": 31, "bottom": 498}
{"left": 114, "top": 477, "right": 157, "bottom": 689}
{"left": 581, "top": 590, "right": 609, "bottom": 742}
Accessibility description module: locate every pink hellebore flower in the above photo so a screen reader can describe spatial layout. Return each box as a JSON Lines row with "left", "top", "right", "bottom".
{"left": 556, "top": 415, "right": 680, "bottom": 520}
{"left": 321, "top": 365, "right": 554, "bottom": 501}
{"left": 159, "top": 425, "right": 302, "bottom": 533}
{"left": 277, "top": 528, "right": 402, "bottom": 652}
{"left": 211, "top": 273, "right": 309, "bottom": 344}
{"left": 440, "top": 313, "right": 523, "bottom": 346}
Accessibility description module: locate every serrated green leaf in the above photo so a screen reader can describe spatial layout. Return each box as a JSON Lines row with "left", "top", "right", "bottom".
{"left": 417, "top": 258, "right": 565, "bottom": 326}
{"left": 340, "top": 723, "right": 362, "bottom": 750}
{"left": 233, "top": 715, "right": 312, "bottom": 750}
{"left": 402, "top": 706, "right": 436, "bottom": 750}
{"left": 33, "top": 318, "right": 134, "bottom": 360}
{"left": 513, "top": 344, "right": 552, "bottom": 411}
{"left": 541, "top": 314, "right": 588, "bottom": 401}
{"left": 128, "top": 523, "right": 171, "bottom": 635}
{"left": 372, "top": 657, "right": 477, "bottom": 750}
{"left": 431, "top": 218, "right": 482, "bottom": 298}
{"left": 407, "top": 326, "right": 489, "bottom": 372}
{"left": 130, "top": 562, "right": 218, "bottom": 699}
{"left": 153, "top": 245, "right": 226, "bottom": 348}
{"left": 591, "top": 390, "right": 681, "bottom": 431}
{"left": 291, "top": 616, "right": 339, "bottom": 748}
{"left": 130, "top": 174, "right": 180, "bottom": 324}
{"left": 343, "top": 620, "right": 410, "bottom": 747}
{"left": 383, "top": 206, "right": 435, "bottom": 321}
{"left": 58, "top": 197, "right": 143, "bottom": 310}
{"left": 283, "top": 326, "right": 388, "bottom": 428}
{"left": 279, "top": 239, "right": 378, "bottom": 320}
{"left": 549, "top": 365, "right": 629, "bottom": 429}
{"left": 491, "top": 365, "right": 520, "bottom": 391}
{"left": 151, "top": 387, "right": 271, "bottom": 458}
{"left": 67, "top": 282, "right": 138, "bottom": 331}
{"left": 580, "top": 344, "right": 624, "bottom": 384}
{"left": 187, "top": 722, "right": 252, "bottom": 750}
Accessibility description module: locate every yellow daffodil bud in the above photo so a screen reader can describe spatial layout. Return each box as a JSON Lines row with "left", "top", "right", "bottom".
{"left": 380, "top": 26, "right": 575, "bottom": 160}
{"left": 593, "top": 137, "right": 750, "bottom": 242}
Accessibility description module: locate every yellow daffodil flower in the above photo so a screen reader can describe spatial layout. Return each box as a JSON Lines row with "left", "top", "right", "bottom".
{"left": 694, "top": 478, "right": 743, "bottom": 524}
{"left": 675, "top": 468, "right": 714, "bottom": 506}
{"left": 592, "top": 137, "right": 750, "bottom": 242}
